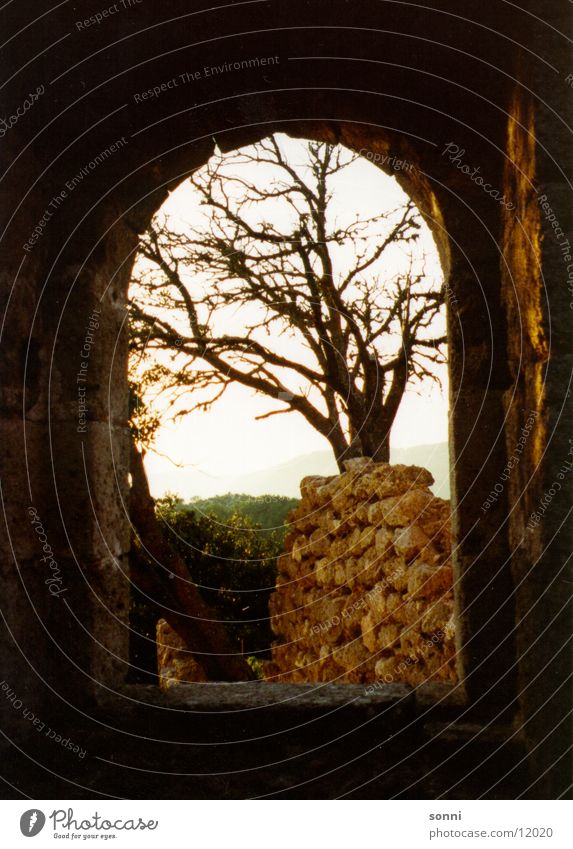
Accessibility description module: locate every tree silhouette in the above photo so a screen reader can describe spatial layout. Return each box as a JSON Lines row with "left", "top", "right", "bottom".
{"left": 130, "top": 135, "right": 446, "bottom": 467}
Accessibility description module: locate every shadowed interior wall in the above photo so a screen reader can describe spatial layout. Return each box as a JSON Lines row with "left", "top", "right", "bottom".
{"left": 0, "top": 0, "right": 570, "bottom": 799}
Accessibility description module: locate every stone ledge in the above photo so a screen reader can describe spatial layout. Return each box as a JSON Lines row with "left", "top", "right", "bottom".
{"left": 110, "top": 681, "right": 415, "bottom": 714}
{"left": 97, "top": 681, "right": 518, "bottom": 730}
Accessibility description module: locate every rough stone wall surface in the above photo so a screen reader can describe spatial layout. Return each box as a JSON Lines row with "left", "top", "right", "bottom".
{"left": 156, "top": 619, "right": 208, "bottom": 688}
{"left": 266, "top": 459, "right": 456, "bottom": 686}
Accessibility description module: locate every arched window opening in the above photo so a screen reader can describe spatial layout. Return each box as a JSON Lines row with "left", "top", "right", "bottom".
{"left": 126, "top": 133, "right": 455, "bottom": 688}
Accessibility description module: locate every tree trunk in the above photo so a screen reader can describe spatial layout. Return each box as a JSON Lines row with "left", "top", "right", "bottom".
{"left": 129, "top": 440, "right": 255, "bottom": 682}
{"left": 327, "top": 429, "right": 364, "bottom": 472}
{"left": 366, "top": 430, "right": 391, "bottom": 463}
{"left": 354, "top": 411, "right": 392, "bottom": 464}
{"left": 357, "top": 361, "right": 408, "bottom": 464}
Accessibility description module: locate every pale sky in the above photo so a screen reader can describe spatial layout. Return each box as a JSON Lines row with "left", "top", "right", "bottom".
{"left": 133, "top": 135, "right": 449, "bottom": 498}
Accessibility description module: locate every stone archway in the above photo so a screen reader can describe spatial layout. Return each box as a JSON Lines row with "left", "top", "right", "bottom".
{"left": 2, "top": 113, "right": 513, "bottom": 705}
{"left": 2, "top": 0, "right": 570, "bottom": 799}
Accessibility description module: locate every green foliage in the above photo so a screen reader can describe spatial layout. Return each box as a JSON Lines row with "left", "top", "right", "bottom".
{"left": 246, "top": 655, "right": 265, "bottom": 679}
{"left": 155, "top": 495, "right": 290, "bottom": 657}
{"left": 184, "top": 492, "right": 298, "bottom": 541}
{"left": 128, "top": 380, "right": 162, "bottom": 451}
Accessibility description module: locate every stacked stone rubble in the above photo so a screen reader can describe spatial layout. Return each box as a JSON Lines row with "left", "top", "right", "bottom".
{"left": 265, "top": 459, "right": 457, "bottom": 685}
{"left": 156, "top": 618, "right": 208, "bottom": 688}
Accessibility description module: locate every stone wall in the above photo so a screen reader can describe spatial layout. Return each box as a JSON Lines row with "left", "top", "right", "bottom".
{"left": 156, "top": 619, "right": 208, "bottom": 688}
{"left": 266, "top": 460, "right": 457, "bottom": 686}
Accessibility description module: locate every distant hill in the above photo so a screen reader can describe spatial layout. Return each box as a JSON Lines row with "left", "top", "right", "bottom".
{"left": 181, "top": 442, "right": 450, "bottom": 500}
{"left": 392, "top": 443, "right": 450, "bottom": 499}
{"left": 185, "top": 492, "right": 299, "bottom": 535}
{"left": 219, "top": 450, "right": 339, "bottom": 498}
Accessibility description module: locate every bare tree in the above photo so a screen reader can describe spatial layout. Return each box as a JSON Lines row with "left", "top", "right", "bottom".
{"left": 130, "top": 135, "right": 446, "bottom": 468}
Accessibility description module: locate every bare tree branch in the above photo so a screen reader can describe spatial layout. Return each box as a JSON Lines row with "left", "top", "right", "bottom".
{"left": 129, "top": 134, "right": 446, "bottom": 467}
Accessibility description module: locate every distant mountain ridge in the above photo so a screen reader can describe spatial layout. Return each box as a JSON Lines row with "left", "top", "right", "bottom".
{"left": 391, "top": 443, "right": 450, "bottom": 498}
{"left": 177, "top": 442, "right": 450, "bottom": 500}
